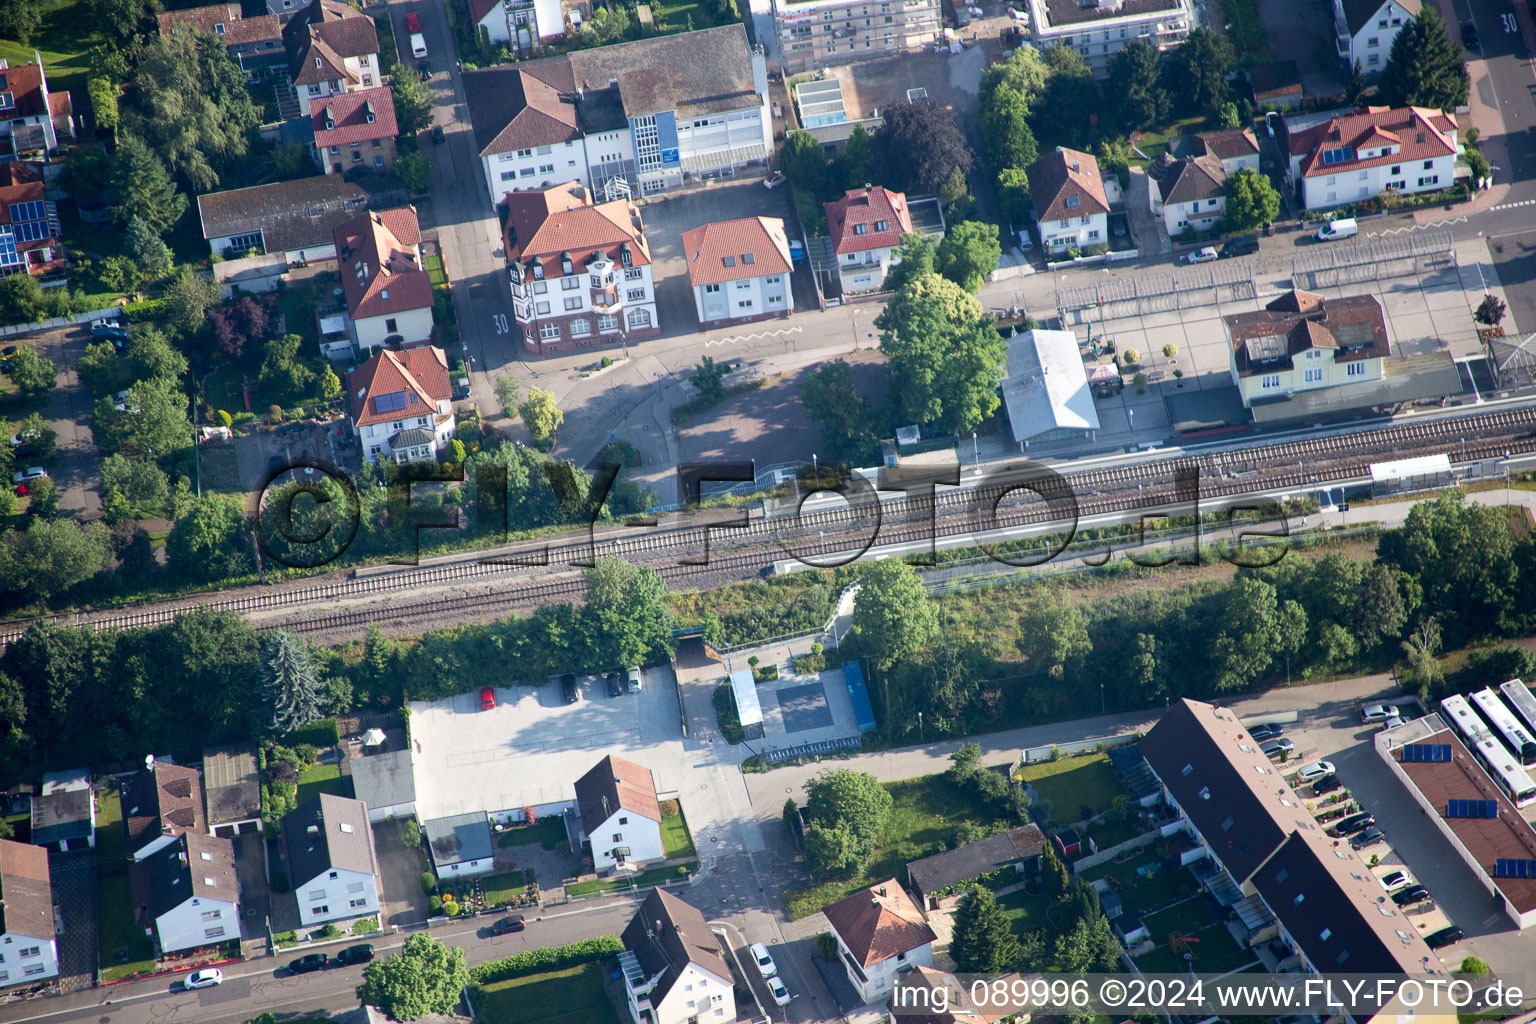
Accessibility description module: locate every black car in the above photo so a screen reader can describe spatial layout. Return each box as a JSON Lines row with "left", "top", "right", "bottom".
{"left": 1335, "top": 812, "right": 1375, "bottom": 836}
{"left": 0, "top": 346, "right": 15, "bottom": 357}
{"left": 1220, "top": 236, "right": 1259, "bottom": 259}
{"left": 606, "top": 671, "right": 624, "bottom": 698}
{"left": 289, "top": 953, "right": 328, "bottom": 974}
{"left": 417, "top": 60, "right": 432, "bottom": 81}
{"left": 1313, "top": 774, "right": 1343, "bottom": 795}
{"left": 1350, "top": 826, "right": 1385, "bottom": 849}
{"left": 335, "top": 944, "right": 375, "bottom": 966}
{"left": 1425, "top": 925, "right": 1464, "bottom": 949}
{"left": 1462, "top": 20, "right": 1479, "bottom": 48}
{"left": 1391, "top": 885, "right": 1430, "bottom": 907}
{"left": 1249, "top": 724, "right": 1284, "bottom": 742}
{"left": 561, "top": 673, "right": 579, "bottom": 704}
{"left": 432, "top": 124, "right": 446, "bottom": 144}
{"left": 491, "top": 914, "right": 526, "bottom": 935}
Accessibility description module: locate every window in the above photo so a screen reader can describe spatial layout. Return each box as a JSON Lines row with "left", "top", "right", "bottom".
{"left": 539, "top": 322, "right": 560, "bottom": 339}
{"left": 1065, "top": 196, "right": 1079, "bottom": 209}
{"left": 347, "top": 882, "right": 366, "bottom": 893}
{"left": 619, "top": 817, "right": 629, "bottom": 825}
{"left": 312, "top": 906, "right": 329, "bottom": 916}
{"left": 612, "top": 833, "right": 623, "bottom": 842}
{"left": 853, "top": 223, "right": 868, "bottom": 235}
{"left": 1417, "top": 175, "right": 1439, "bottom": 187}
{"left": 533, "top": 281, "right": 547, "bottom": 294}
{"left": 350, "top": 898, "right": 368, "bottom": 908}
{"left": 1423, "top": 160, "right": 1433, "bottom": 169}
{"left": 599, "top": 314, "right": 618, "bottom": 331}
{"left": 539, "top": 163, "right": 554, "bottom": 173}
{"left": 536, "top": 301, "right": 551, "bottom": 314}
{"left": 537, "top": 145, "right": 553, "bottom": 155}
{"left": 329, "top": 145, "right": 340, "bottom": 155}
{"left": 1303, "top": 368, "right": 1323, "bottom": 382}
{"left": 23, "top": 964, "right": 46, "bottom": 976}
{"left": 1346, "top": 361, "right": 1366, "bottom": 376}
{"left": 1368, "top": 54, "right": 1380, "bottom": 64}
{"left": 737, "top": 300, "right": 754, "bottom": 310}
{"left": 1391, "top": 164, "right": 1401, "bottom": 175}
{"left": 520, "top": 167, "right": 535, "bottom": 177}
{"left": 375, "top": 156, "right": 383, "bottom": 167}
{"left": 501, "top": 171, "right": 517, "bottom": 182}
{"left": 625, "top": 268, "right": 643, "bottom": 280}
{"left": 742, "top": 253, "right": 755, "bottom": 266}
{"left": 1367, "top": 36, "right": 1378, "bottom": 46}
{"left": 564, "top": 296, "right": 582, "bottom": 310}
{"left": 517, "top": 148, "right": 533, "bottom": 158}
{"left": 629, "top": 308, "right": 651, "bottom": 328}
{"left": 201, "top": 910, "right": 222, "bottom": 921}
{"left": 352, "top": 150, "right": 362, "bottom": 162}
{"left": 875, "top": 219, "right": 888, "bottom": 231}
{"left": 704, "top": 283, "right": 720, "bottom": 293}
{"left": 571, "top": 318, "right": 591, "bottom": 336}
{"left": 736, "top": 280, "right": 751, "bottom": 289}
{"left": 627, "top": 289, "right": 646, "bottom": 300}
{"left": 308, "top": 889, "right": 326, "bottom": 900}
{"left": 1261, "top": 374, "right": 1280, "bottom": 388}
{"left": 766, "top": 276, "right": 782, "bottom": 284}
{"left": 562, "top": 277, "right": 580, "bottom": 290}
{"left": 385, "top": 318, "right": 397, "bottom": 333}
{"left": 204, "top": 927, "right": 226, "bottom": 940}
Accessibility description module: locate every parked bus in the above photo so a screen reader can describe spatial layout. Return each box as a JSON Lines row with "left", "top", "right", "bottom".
{"left": 1471, "top": 686, "right": 1536, "bottom": 766}
{"left": 1442, "top": 694, "right": 1536, "bottom": 807}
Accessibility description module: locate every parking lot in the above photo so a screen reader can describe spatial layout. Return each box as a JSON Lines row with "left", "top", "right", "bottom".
{"left": 407, "top": 666, "right": 689, "bottom": 821}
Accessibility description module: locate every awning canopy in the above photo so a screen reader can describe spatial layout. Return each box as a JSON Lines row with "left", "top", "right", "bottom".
{"left": 362, "top": 728, "right": 387, "bottom": 746}
{"left": 729, "top": 668, "right": 763, "bottom": 728}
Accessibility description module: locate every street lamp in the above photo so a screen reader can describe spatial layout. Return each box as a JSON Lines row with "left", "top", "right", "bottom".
{"left": 1100, "top": 683, "right": 1106, "bottom": 715}
{"left": 917, "top": 711, "right": 923, "bottom": 742}
{"left": 971, "top": 431, "right": 979, "bottom": 473}
{"left": 812, "top": 452, "right": 819, "bottom": 487}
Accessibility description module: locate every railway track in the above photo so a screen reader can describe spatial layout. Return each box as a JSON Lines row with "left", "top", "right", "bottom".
{"left": 6, "top": 404, "right": 1535, "bottom": 646}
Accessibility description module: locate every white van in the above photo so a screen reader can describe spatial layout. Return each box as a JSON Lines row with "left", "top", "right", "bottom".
{"left": 1316, "top": 218, "right": 1358, "bottom": 242}
{"left": 626, "top": 666, "right": 643, "bottom": 693}
{"left": 410, "top": 32, "right": 428, "bottom": 58}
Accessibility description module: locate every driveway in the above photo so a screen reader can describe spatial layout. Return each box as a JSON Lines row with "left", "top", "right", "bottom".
{"left": 373, "top": 820, "right": 429, "bottom": 927}
{"left": 233, "top": 833, "right": 271, "bottom": 954}
{"left": 5, "top": 325, "right": 101, "bottom": 518}
{"left": 47, "top": 848, "right": 98, "bottom": 994}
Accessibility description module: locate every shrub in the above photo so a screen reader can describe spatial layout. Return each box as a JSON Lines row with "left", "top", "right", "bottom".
{"left": 815, "top": 932, "right": 838, "bottom": 962}
{"left": 429, "top": 895, "right": 443, "bottom": 914}
{"left": 443, "top": 900, "right": 460, "bottom": 917}
{"left": 353, "top": 918, "right": 381, "bottom": 935}
{"left": 1121, "top": 349, "right": 1140, "bottom": 365}
{"left": 281, "top": 719, "right": 341, "bottom": 747}
{"left": 420, "top": 871, "right": 438, "bottom": 895}
{"left": 272, "top": 930, "right": 298, "bottom": 947}
{"left": 315, "top": 923, "right": 342, "bottom": 939}
{"left": 470, "top": 936, "right": 624, "bottom": 984}
{"left": 122, "top": 298, "right": 170, "bottom": 322}
{"left": 401, "top": 819, "right": 421, "bottom": 848}
{"left": 712, "top": 681, "right": 744, "bottom": 744}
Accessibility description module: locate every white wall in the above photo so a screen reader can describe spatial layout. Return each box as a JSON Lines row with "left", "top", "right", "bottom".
{"left": 436, "top": 855, "right": 493, "bottom": 877}
{"left": 831, "top": 927, "right": 932, "bottom": 1002}
{"left": 1039, "top": 212, "right": 1107, "bottom": 251}
{"left": 0, "top": 931, "right": 59, "bottom": 988}
{"left": 476, "top": 0, "right": 565, "bottom": 44}
{"left": 1164, "top": 195, "right": 1225, "bottom": 235}
{"left": 484, "top": 138, "right": 592, "bottom": 205}
{"left": 653, "top": 963, "right": 735, "bottom": 1024}
{"left": 588, "top": 810, "right": 664, "bottom": 872}
{"left": 1342, "top": 0, "right": 1411, "bottom": 72}
{"left": 365, "top": 801, "right": 415, "bottom": 823}
{"left": 353, "top": 305, "right": 434, "bottom": 351}
{"left": 836, "top": 243, "right": 900, "bottom": 293}
{"left": 357, "top": 403, "right": 455, "bottom": 464}
{"left": 155, "top": 897, "right": 239, "bottom": 955}
{"left": 692, "top": 273, "right": 790, "bottom": 325}
{"left": 1297, "top": 151, "right": 1454, "bottom": 208}
{"left": 295, "top": 867, "right": 379, "bottom": 927}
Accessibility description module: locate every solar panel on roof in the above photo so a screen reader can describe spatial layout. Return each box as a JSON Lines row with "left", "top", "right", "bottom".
{"left": 373, "top": 390, "right": 408, "bottom": 413}
{"left": 1494, "top": 858, "right": 1536, "bottom": 878}
{"left": 1244, "top": 334, "right": 1288, "bottom": 363}
{"left": 1400, "top": 743, "right": 1451, "bottom": 762}
{"left": 1446, "top": 799, "right": 1498, "bottom": 818}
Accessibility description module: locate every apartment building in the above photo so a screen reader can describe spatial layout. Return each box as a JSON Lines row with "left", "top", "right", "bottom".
{"left": 682, "top": 217, "right": 794, "bottom": 327}
{"left": 0, "top": 56, "right": 75, "bottom": 165}
{"left": 1025, "top": 0, "right": 1193, "bottom": 76}
{"left": 130, "top": 832, "right": 240, "bottom": 955}
{"left": 311, "top": 87, "right": 398, "bottom": 175}
{"left": 469, "top": 0, "right": 566, "bottom": 57}
{"left": 283, "top": 0, "right": 381, "bottom": 118}
{"left": 281, "top": 794, "right": 380, "bottom": 927}
{"left": 823, "top": 880, "right": 935, "bottom": 1002}
{"left": 1286, "top": 105, "right": 1457, "bottom": 209}
{"left": 618, "top": 890, "right": 735, "bottom": 1024}
{"left": 0, "top": 841, "right": 57, "bottom": 990}
{"left": 346, "top": 346, "right": 456, "bottom": 464}
{"left": 1147, "top": 152, "right": 1226, "bottom": 236}
{"left": 157, "top": 4, "right": 285, "bottom": 80}
{"left": 334, "top": 207, "right": 433, "bottom": 352}
{"left": 1223, "top": 289, "right": 1390, "bottom": 407}
{"left": 771, "top": 0, "right": 942, "bottom": 72}
{"left": 1334, "top": 0, "right": 1418, "bottom": 73}
{"left": 824, "top": 185, "right": 913, "bottom": 294}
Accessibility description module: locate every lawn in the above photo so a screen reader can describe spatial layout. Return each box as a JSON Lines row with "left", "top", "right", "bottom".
{"left": 496, "top": 817, "right": 567, "bottom": 850}
{"left": 661, "top": 806, "right": 696, "bottom": 860}
{"left": 474, "top": 963, "right": 621, "bottom": 1024}
{"left": 1014, "top": 753, "right": 1131, "bottom": 824}
{"left": 296, "top": 762, "right": 345, "bottom": 805}
{"left": 0, "top": 0, "right": 102, "bottom": 128}
{"left": 565, "top": 863, "right": 693, "bottom": 897}
{"left": 424, "top": 252, "right": 447, "bottom": 287}
{"left": 1125, "top": 114, "right": 1209, "bottom": 167}
{"left": 996, "top": 886, "right": 1052, "bottom": 940}
{"left": 1134, "top": 901, "right": 1254, "bottom": 975}
{"left": 481, "top": 870, "right": 528, "bottom": 906}
{"left": 95, "top": 787, "right": 156, "bottom": 981}
{"left": 1215, "top": 0, "right": 1271, "bottom": 65}
{"left": 276, "top": 283, "right": 319, "bottom": 347}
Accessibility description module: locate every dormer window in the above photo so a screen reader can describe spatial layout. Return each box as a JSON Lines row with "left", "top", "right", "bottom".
{"left": 722, "top": 255, "right": 735, "bottom": 267}
{"left": 364, "top": 101, "right": 376, "bottom": 124}
{"left": 852, "top": 223, "right": 867, "bottom": 235}
{"left": 1065, "top": 197, "right": 1080, "bottom": 209}
{"left": 532, "top": 261, "right": 544, "bottom": 280}
{"left": 619, "top": 243, "right": 632, "bottom": 267}
{"left": 215, "top": 22, "right": 226, "bottom": 34}
{"left": 322, "top": 107, "right": 335, "bottom": 130}
{"left": 561, "top": 252, "right": 574, "bottom": 275}
{"left": 875, "top": 219, "right": 888, "bottom": 231}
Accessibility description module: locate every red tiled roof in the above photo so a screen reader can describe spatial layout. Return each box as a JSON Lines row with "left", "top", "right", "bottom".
{"left": 0, "top": 163, "right": 52, "bottom": 253}
{"left": 1026, "top": 147, "right": 1110, "bottom": 223}
{"left": 347, "top": 346, "right": 451, "bottom": 428}
{"left": 1193, "top": 127, "right": 1259, "bottom": 162}
{"left": 157, "top": 4, "right": 280, "bottom": 45}
{"left": 480, "top": 71, "right": 581, "bottom": 155}
{"left": 823, "top": 880, "right": 936, "bottom": 967}
{"left": 1289, "top": 106, "right": 1456, "bottom": 179}
{"left": 502, "top": 180, "right": 651, "bottom": 279}
{"left": 286, "top": 0, "right": 376, "bottom": 85}
{"left": 468, "top": 0, "right": 500, "bottom": 24}
{"left": 1223, "top": 290, "right": 1389, "bottom": 377}
{"left": 334, "top": 207, "right": 433, "bottom": 321}
{"left": 0, "top": 62, "right": 50, "bottom": 118}
{"left": 680, "top": 217, "right": 792, "bottom": 287}
{"left": 824, "top": 186, "right": 911, "bottom": 255}
{"left": 312, "top": 86, "right": 397, "bottom": 147}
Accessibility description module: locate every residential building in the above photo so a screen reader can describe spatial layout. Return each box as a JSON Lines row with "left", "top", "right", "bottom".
{"left": 822, "top": 879, "right": 936, "bottom": 1002}
{"left": 157, "top": 4, "right": 285, "bottom": 80}
{"left": 423, "top": 812, "right": 494, "bottom": 877}
{"left": 906, "top": 825, "right": 1045, "bottom": 909}
{"left": 618, "top": 889, "right": 735, "bottom": 1024}
{"left": 282, "top": 794, "right": 380, "bottom": 927}
{"left": 30, "top": 769, "right": 94, "bottom": 852}
{"left": 1190, "top": 127, "right": 1261, "bottom": 174}
{"left": 0, "top": 840, "right": 57, "bottom": 990}
{"left": 1223, "top": 289, "right": 1389, "bottom": 407}
{"left": 469, "top": 0, "right": 566, "bottom": 57}
{"left": 823, "top": 185, "right": 913, "bottom": 294}
{"left": 464, "top": 26, "right": 771, "bottom": 203}
{"left": 351, "top": 750, "right": 416, "bottom": 823}
{"left": 1025, "top": 0, "right": 1193, "bottom": 75}
{"left": 1248, "top": 61, "right": 1303, "bottom": 111}
{"left": 202, "top": 745, "right": 261, "bottom": 838}
{"left": 573, "top": 755, "right": 664, "bottom": 872}
{"left": 283, "top": 0, "right": 381, "bottom": 117}
{"left": 197, "top": 175, "right": 406, "bottom": 261}
{"left": 119, "top": 761, "right": 207, "bottom": 862}
{"left": 502, "top": 181, "right": 658, "bottom": 356}
{"left": 681, "top": 216, "right": 793, "bottom": 327}
{"left": 1146, "top": 152, "right": 1227, "bottom": 236}
{"left": 884, "top": 966, "right": 1022, "bottom": 1024}
{"left": 312, "top": 87, "right": 397, "bottom": 175}
{"left": 770, "top": 0, "right": 942, "bottom": 72}
{"left": 1026, "top": 147, "right": 1109, "bottom": 253}
{"left": 129, "top": 832, "right": 239, "bottom": 955}
{"left": 0, "top": 56, "right": 75, "bottom": 165}
{"left": 0, "top": 163, "right": 60, "bottom": 279}
{"left": 334, "top": 207, "right": 432, "bottom": 352}
{"left": 1000, "top": 329, "right": 1100, "bottom": 446}
{"left": 1334, "top": 0, "right": 1418, "bottom": 72}
{"left": 346, "top": 345, "right": 456, "bottom": 464}
{"left": 1286, "top": 105, "right": 1457, "bottom": 210}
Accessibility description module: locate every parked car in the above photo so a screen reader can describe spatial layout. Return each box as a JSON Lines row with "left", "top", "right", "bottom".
{"left": 606, "top": 671, "right": 624, "bottom": 698}
{"left": 1185, "top": 246, "right": 1219, "bottom": 264}
{"left": 335, "top": 944, "right": 375, "bottom": 966}
{"left": 763, "top": 171, "right": 786, "bottom": 189}
{"left": 1296, "top": 761, "right": 1335, "bottom": 783}
{"left": 1259, "top": 737, "right": 1294, "bottom": 758}
{"left": 432, "top": 124, "right": 446, "bottom": 144}
{"left": 1425, "top": 925, "right": 1464, "bottom": 949}
{"left": 492, "top": 914, "right": 526, "bottom": 935}
{"left": 750, "top": 942, "right": 777, "bottom": 978}
{"left": 1220, "top": 236, "right": 1259, "bottom": 259}
{"left": 767, "top": 976, "right": 792, "bottom": 1006}
{"left": 1378, "top": 869, "right": 1413, "bottom": 891}
{"left": 12, "top": 467, "right": 47, "bottom": 486}
{"left": 113, "top": 389, "right": 133, "bottom": 412}
{"left": 1313, "top": 775, "right": 1343, "bottom": 795}
{"left": 1265, "top": 111, "right": 1282, "bottom": 138}
{"left": 91, "top": 318, "right": 129, "bottom": 341}
{"left": 1461, "top": 19, "right": 1479, "bottom": 48}
{"left": 480, "top": 686, "right": 496, "bottom": 710}
{"left": 9, "top": 428, "right": 39, "bottom": 449}
{"left": 626, "top": 666, "right": 643, "bottom": 694}
{"left": 417, "top": 60, "right": 432, "bottom": 81}
{"left": 183, "top": 968, "right": 223, "bottom": 990}
{"left": 561, "top": 673, "right": 579, "bottom": 704}
{"left": 0, "top": 345, "right": 15, "bottom": 357}
{"left": 1248, "top": 724, "right": 1284, "bottom": 742}
{"left": 788, "top": 239, "right": 805, "bottom": 264}
{"left": 452, "top": 377, "right": 471, "bottom": 400}
{"left": 289, "top": 954, "right": 328, "bottom": 975}
{"left": 1391, "top": 884, "right": 1430, "bottom": 906}
{"left": 1349, "top": 826, "right": 1385, "bottom": 849}
{"left": 406, "top": 10, "right": 422, "bottom": 31}
{"left": 1335, "top": 812, "right": 1375, "bottom": 836}
{"left": 1316, "top": 218, "right": 1358, "bottom": 242}
{"left": 1361, "top": 703, "right": 1399, "bottom": 723}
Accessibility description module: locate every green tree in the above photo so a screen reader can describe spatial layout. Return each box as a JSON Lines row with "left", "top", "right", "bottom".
{"left": 1377, "top": 492, "right": 1516, "bottom": 643}
{"left": 26, "top": 477, "right": 60, "bottom": 517}
{"left": 1460, "top": 956, "right": 1491, "bottom": 975}
{"left": 97, "top": 256, "right": 140, "bottom": 294}
{"left": 876, "top": 273, "right": 1006, "bottom": 433}
{"left": 517, "top": 386, "right": 562, "bottom": 444}
{"left": 1475, "top": 293, "right": 1507, "bottom": 327}
{"left": 938, "top": 165, "right": 972, "bottom": 221}
{"left": 320, "top": 365, "right": 342, "bottom": 402}
{"left": 271, "top": 141, "right": 314, "bottom": 182}
{"left": 101, "top": 454, "right": 168, "bottom": 514}
{"left": 852, "top": 558, "right": 939, "bottom": 671}
{"left": 356, "top": 934, "right": 469, "bottom": 1021}
{"left": 76, "top": 341, "right": 120, "bottom": 397}
{"left": 1224, "top": 168, "right": 1280, "bottom": 232}
{"left": 165, "top": 267, "right": 219, "bottom": 334}
{"left": 261, "top": 631, "right": 326, "bottom": 734}
{"left": 395, "top": 150, "right": 432, "bottom": 193}
{"left": 981, "top": 84, "right": 1038, "bottom": 172}
{"left": 91, "top": 0, "right": 155, "bottom": 43}
{"left": 1215, "top": 101, "right": 1240, "bottom": 129}
{"left": 1107, "top": 38, "right": 1169, "bottom": 128}
{"left": 997, "top": 167, "right": 1033, "bottom": 230}
{"left": 1016, "top": 589, "right": 1092, "bottom": 680}
{"left": 88, "top": 77, "right": 119, "bottom": 132}
{"left": 128, "top": 326, "right": 188, "bottom": 384}
{"left": 166, "top": 493, "right": 252, "bottom": 582}
{"left": 391, "top": 72, "right": 434, "bottom": 136}
{"left": 1347, "top": 59, "right": 1367, "bottom": 105}
{"left": 1165, "top": 28, "right": 1233, "bottom": 114}
{"left": 7, "top": 347, "right": 56, "bottom": 398}
{"left": 880, "top": 234, "right": 938, "bottom": 294}
{"left": 950, "top": 885, "right": 1021, "bottom": 972}
{"left": 111, "top": 134, "right": 187, "bottom": 232}
{"left": 60, "top": 147, "right": 114, "bottom": 200}
{"left": 1355, "top": 564, "right": 1408, "bottom": 649}
{"left": 13, "top": 412, "right": 55, "bottom": 458}
{"left": 0, "top": 275, "right": 44, "bottom": 327}
{"left": 125, "top": 33, "right": 261, "bottom": 192}
{"left": 259, "top": 334, "right": 316, "bottom": 402}
{"left": 1032, "top": 45, "right": 1100, "bottom": 149}
{"left": 1042, "top": 840, "right": 1069, "bottom": 895}
{"left": 798, "top": 358, "right": 878, "bottom": 464}
{"left": 980, "top": 44, "right": 1050, "bottom": 109}
{"left": 689, "top": 356, "right": 727, "bottom": 401}
{"left": 95, "top": 378, "right": 191, "bottom": 457}
{"left": 936, "top": 221, "right": 1001, "bottom": 293}
{"left": 1053, "top": 913, "right": 1119, "bottom": 972}
{"left": 836, "top": 125, "right": 872, "bottom": 189}
{"left": 1380, "top": 8, "right": 1469, "bottom": 111}
{"left": 803, "top": 769, "right": 893, "bottom": 875}
{"left": 0, "top": 0, "right": 44, "bottom": 44}
{"left": 1401, "top": 618, "right": 1443, "bottom": 700}
{"left": 0, "top": 519, "right": 113, "bottom": 602}
{"left": 127, "top": 216, "right": 173, "bottom": 282}
{"left": 778, "top": 130, "right": 830, "bottom": 194}
{"left": 493, "top": 375, "right": 521, "bottom": 418}
{"left": 1210, "top": 576, "right": 1283, "bottom": 690}
{"left": 584, "top": 556, "right": 675, "bottom": 668}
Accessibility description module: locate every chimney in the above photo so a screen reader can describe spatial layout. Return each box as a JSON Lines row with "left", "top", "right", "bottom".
{"left": 655, "top": 919, "right": 664, "bottom": 933}
{"left": 877, "top": 885, "right": 886, "bottom": 896}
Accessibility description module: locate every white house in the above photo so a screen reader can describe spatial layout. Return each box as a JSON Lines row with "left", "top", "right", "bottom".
{"left": 1286, "top": 105, "right": 1457, "bottom": 210}
{"left": 283, "top": 0, "right": 381, "bottom": 117}
{"left": 1147, "top": 152, "right": 1227, "bottom": 237}
{"left": 618, "top": 890, "right": 735, "bottom": 1024}
{"left": 1334, "top": 0, "right": 1418, "bottom": 73}
{"left": 574, "top": 755, "right": 665, "bottom": 873}
{"left": 282, "top": 794, "right": 380, "bottom": 928}
{"left": 468, "top": 0, "right": 565, "bottom": 56}
{"left": 335, "top": 207, "right": 433, "bottom": 353}
{"left": 423, "top": 813, "right": 494, "bottom": 877}
{"left": 0, "top": 55, "right": 75, "bottom": 165}
{"left": 129, "top": 832, "right": 240, "bottom": 955}
{"left": 681, "top": 217, "right": 793, "bottom": 328}
{"left": 0, "top": 840, "right": 58, "bottom": 990}
{"left": 1223, "top": 289, "right": 1391, "bottom": 408}
{"left": 1026, "top": 147, "right": 1110, "bottom": 253}
{"left": 346, "top": 346, "right": 456, "bottom": 465}
{"left": 1189, "top": 127, "right": 1261, "bottom": 175}
{"left": 823, "top": 186, "right": 914, "bottom": 294}
{"left": 196, "top": 176, "right": 379, "bottom": 262}
{"left": 822, "top": 879, "right": 936, "bottom": 1003}
{"left": 1025, "top": 0, "right": 1193, "bottom": 75}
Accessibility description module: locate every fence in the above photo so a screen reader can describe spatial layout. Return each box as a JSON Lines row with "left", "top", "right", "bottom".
{"left": 1072, "top": 828, "right": 1162, "bottom": 873}
{"left": 763, "top": 735, "right": 861, "bottom": 762}
{"left": 1020, "top": 733, "right": 1137, "bottom": 763}
{"left": 0, "top": 305, "right": 123, "bottom": 339}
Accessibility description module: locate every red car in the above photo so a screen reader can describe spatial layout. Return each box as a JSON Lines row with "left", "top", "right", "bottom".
{"left": 406, "top": 10, "right": 421, "bottom": 31}
{"left": 480, "top": 686, "right": 496, "bottom": 710}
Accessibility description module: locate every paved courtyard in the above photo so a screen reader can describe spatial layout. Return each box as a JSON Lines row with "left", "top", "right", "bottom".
{"left": 736, "top": 655, "right": 863, "bottom": 752}
{"left": 47, "top": 848, "right": 97, "bottom": 994}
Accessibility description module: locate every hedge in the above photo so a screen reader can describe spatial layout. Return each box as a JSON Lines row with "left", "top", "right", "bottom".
{"left": 279, "top": 718, "right": 341, "bottom": 747}
{"left": 122, "top": 298, "right": 170, "bottom": 323}
{"left": 470, "top": 936, "right": 623, "bottom": 984}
